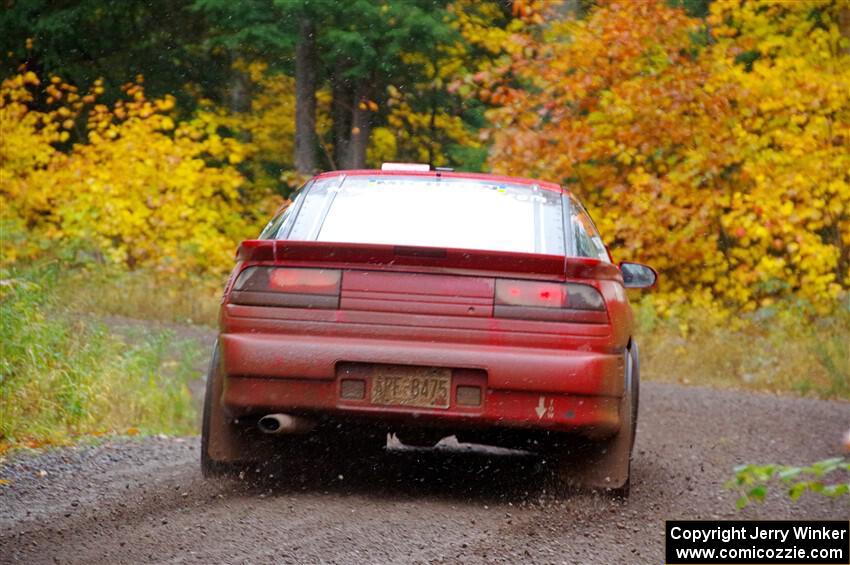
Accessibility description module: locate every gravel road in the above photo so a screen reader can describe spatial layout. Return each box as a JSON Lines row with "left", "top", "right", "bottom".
{"left": 2, "top": 375, "right": 847, "bottom": 564}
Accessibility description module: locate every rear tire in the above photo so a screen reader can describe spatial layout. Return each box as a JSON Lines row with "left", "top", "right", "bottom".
{"left": 552, "top": 342, "right": 640, "bottom": 498}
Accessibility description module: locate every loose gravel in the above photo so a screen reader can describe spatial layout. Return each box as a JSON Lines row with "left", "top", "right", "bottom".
{"left": 1, "top": 381, "right": 847, "bottom": 564}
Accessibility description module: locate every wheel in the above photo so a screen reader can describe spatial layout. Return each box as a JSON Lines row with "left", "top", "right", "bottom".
{"left": 551, "top": 341, "right": 640, "bottom": 497}
{"left": 628, "top": 341, "right": 640, "bottom": 452}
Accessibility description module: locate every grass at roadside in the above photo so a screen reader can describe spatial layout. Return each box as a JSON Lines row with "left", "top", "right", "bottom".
{"left": 0, "top": 262, "right": 202, "bottom": 455}
{"left": 55, "top": 265, "right": 223, "bottom": 327}
{"left": 637, "top": 298, "right": 849, "bottom": 400}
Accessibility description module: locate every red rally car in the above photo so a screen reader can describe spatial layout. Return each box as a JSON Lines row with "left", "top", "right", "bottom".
{"left": 201, "top": 164, "right": 657, "bottom": 496}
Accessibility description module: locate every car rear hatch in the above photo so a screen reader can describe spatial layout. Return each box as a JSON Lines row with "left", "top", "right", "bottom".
{"left": 230, "top": 240, "right": 619, "bottom": 325}
{"left": 341, "top": 270, "right": 495, "bottom": 318}
{"left": 221, "top": 240, "right": 626, "bottom": 402}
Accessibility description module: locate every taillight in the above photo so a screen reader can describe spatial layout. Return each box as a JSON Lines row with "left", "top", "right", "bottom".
{"left": 230, "top": 267, "right": 341, "bottom": 309}
{"left": 495, "top": 280, "right": 567, "bottom": 308}
{"left": 494, "top": 279, "right": 607, "bottom": 323}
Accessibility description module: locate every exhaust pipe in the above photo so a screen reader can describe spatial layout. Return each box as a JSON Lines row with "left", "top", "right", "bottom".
{"left": 257, "top": 414, "right": 315, "bottom": 435}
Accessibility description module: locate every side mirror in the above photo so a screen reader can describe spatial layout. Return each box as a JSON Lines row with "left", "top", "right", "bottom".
{"left": 619, "top": 262, "right": 657, "bottom": 289}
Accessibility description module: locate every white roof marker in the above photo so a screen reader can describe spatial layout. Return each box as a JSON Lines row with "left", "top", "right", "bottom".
{"left": 380, "top": 162, "right": 431, "bottom": 172}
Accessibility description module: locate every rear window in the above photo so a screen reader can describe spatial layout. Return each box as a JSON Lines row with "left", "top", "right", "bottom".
{"left": 276, "top": 175, "right": 567, "bottom": 255}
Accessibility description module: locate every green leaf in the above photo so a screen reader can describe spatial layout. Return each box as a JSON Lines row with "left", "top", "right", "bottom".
{"left": 788, "top": 482, "right": 807, "bottom": 500}
{"left": 821, "top": 484, "right": 849, "bottom": 498}
{"left": 748, "top": 485, "right": 768, "bottom": 502}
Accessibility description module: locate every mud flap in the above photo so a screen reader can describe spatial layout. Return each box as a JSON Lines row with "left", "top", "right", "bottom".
{"left": 555, "top": 406, "right": 632, "bottom": 492}
{"left": 554, "top": 345, "right": 637, "bottom": 495}
{"left": 202, "top": 342, "right": 271, "bottom": 471}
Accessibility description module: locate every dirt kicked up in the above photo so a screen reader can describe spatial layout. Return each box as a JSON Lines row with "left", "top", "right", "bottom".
{"left": 1, "top": 382, "right": 847, "bottom": 565}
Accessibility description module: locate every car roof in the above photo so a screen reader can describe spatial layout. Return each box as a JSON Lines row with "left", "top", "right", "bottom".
{"left": 312, "top": 169, "right": 566, "bottom": 194}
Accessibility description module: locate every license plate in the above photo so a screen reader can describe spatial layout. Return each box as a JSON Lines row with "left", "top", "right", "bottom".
{"left": 370, "top": 366, "right": 451, "bottom": 409}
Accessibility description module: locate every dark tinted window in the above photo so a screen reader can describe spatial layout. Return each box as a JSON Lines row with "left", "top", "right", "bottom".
{"left": 258, "top": 188, "right": 305, "bottom": 239}
{"left": 568, "top": 195, "right": 609, "bottom": 262}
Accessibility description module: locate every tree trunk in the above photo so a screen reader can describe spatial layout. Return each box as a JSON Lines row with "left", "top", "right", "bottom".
{"left": 295, "top": 17, "right": 318, "bottom": 175}
{"left": 427, "top": 88, "right": 437, "bottom": 166}
{"left": 331, "top": 60, "right": 351, "bottom": 170}
{"left": 343, "top": 81, "right": 371, "bottom": 169}
{"left": 228, "top": 53, "right": 251, "bottom": 114}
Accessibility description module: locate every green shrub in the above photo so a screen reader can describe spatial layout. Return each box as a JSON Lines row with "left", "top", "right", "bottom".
{"left": 728, "top": 458, "right": 850, "bottom": 509}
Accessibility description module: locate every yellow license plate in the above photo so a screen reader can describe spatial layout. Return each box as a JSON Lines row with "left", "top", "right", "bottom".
{"left": 370, "top": 366, "right": 451, "bottom": 409}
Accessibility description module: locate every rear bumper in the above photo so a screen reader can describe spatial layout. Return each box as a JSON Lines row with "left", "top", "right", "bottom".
{"left": 219, "top": 331, "right": 625, "bottom": 436}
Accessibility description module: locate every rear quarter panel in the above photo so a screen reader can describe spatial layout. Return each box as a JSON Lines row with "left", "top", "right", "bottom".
{"left": 598, "top": 279, "right": 633, "bottom": 348}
